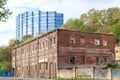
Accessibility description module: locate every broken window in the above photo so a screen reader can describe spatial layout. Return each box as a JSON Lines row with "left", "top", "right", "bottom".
{"left": 46, "top": 40, "right": 48, "bottom": 47}
{"left": 96, "top": 57, "right": 100, "bottom": 65}
{"left": 70, "top": 56, "right": 75, "bottom": 64}
{"left": 35, "top": 65, "right": 37, "bottom": 70}
{"left": 42, "top": 42, "right": 45, "bottom": 49}
{"left": 39, "top": 43, "right": 41, "bottom": 49}
{"left": 49, "top": 37, "right": 52, "bottom": 48}
{"left": 53, "top": 36, "right": 56, "bottom": 44}
{"left": 82, "top": 56, "right": 85, "bottom": 64}
{"left": 116, "top": 50, "right": 118, "bottom": 53}
{"left": 46, "top": 62, "right": 48, "bottom": 69}
{"left": 94, "top": 39, "right": 100, "bottom": 45}
{"left": 70, "top": 38, "right": 75, "bottom": 45}
{"left": 103, "top": 40, "right": 107, "bottom": 46}
{"left": 104, "top": 57, "right": 107, "bottom": 65}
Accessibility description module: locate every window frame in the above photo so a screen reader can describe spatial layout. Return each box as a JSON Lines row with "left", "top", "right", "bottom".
{"left": 70, "top": 37, "right": 75, "bottom": 45}
{"left": 94, "top": 39, "right": 100, "bottom": 46}
{"left": 103, "top": 57, "right": 107, "bottom": 65}
{"left": 81, "top": 56, "right": 86, "bottom": 64}
{"left": 80, "top": 37, "right": 85, "bottom": 44}
{"left": 96, "top": 57, "right": 100, "bottom": 65}
{"left": 70, "top": 56, "right": 75, "bottom": 64}
{"left": 103, "top": 40, "right": 107, "bottom": 47}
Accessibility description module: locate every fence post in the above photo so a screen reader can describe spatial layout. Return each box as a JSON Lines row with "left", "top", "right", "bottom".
{"left": 73, "top": 67, "right": 76, "bottom": 78}
{"left": 107, "top": 68, "right": 112, "bottom": 80}
{"left": 93, "top": 66, "right": 95, "bottom": 79}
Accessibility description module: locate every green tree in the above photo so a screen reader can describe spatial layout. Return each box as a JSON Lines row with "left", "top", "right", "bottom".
{"left": 61, "top": 7, "right": 120, "bottom": 45}
{"left": 0, "top": 46, "right": 11, "bottom": 62}
{"left": 96, "top": 24, "right": 111, "bottom": 33}
{"left": 7, "top": 39, "right": 20, "bottom": 62}
{"left": 111, "top": 23, "right": 120, "bottom": 43}
{"left": 0, "top": 61, "right": 11, "bottom": 73}
{"left": 0, "top": 0, "right": 12, "bottom": 21}
{"left": 80, "top": 7, "right": 120, "bottom": 27}
{"left": 61, "top": 18, "right": 88, "bottom": 31}
{"left": 0, "top": 39, "right": 20, "bottom": 73}
{"left": 8, "top": 39, "right": 20, "bottom": 48}
{"left": 0, "top": 46, "right": 6, "bottom": 62}
{"left": 22, "top": 35, "right": 34, "bottom": 42}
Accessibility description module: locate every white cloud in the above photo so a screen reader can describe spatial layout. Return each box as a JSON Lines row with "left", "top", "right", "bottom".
{"left": 0, "top": 0, "right": 120, "bottom": 46}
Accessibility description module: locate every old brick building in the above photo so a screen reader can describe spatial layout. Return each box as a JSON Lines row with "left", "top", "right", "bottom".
{"left": 12, "top": 29, "right": 115, "bottom": 78}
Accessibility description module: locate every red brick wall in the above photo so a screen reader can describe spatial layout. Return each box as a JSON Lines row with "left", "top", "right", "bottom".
{"left": 57, "top": 29, "right": 115, "bottom": 69}
{"left": 12, "top": 30, "right": 58, "bottom": 78}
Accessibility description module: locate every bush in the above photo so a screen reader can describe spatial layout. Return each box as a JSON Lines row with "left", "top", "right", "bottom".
{"left": 103, "top": 63, "right": 120, "bottom": 69}
{"left": 0, "top": 61, "right": 11, "bottom": 73}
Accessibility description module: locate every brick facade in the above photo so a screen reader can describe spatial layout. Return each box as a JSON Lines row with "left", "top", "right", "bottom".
{"left": 12, "top": 29, "right": 115, "bottom": 78}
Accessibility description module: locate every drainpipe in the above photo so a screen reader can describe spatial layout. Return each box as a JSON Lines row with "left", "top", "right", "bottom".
{"left": 15, "top": 49, "right": 17, "bottom": 77}
{"left": 36, "top": 38, "right": 39, "bottom": 78}
{"left": 28, "top": 42, "right": 30, "bottom": 77}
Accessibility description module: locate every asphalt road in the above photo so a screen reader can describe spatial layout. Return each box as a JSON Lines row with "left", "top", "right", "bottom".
{"left": 0, "top": 77, "right": 52, "bottom": 80}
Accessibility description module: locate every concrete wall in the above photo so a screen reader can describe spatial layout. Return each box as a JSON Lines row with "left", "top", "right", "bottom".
{"left": 58, "top": 69, "right": 75, "bottom": 78}
{"left": 58, "top": 67, "right": 115, "bottom": 80}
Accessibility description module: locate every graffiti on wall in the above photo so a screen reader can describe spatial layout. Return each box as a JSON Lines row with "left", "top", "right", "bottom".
{"left": 79, "top": 68, "right": 92, "bottom": 77}
{"left": 95, "top": 69, "right": 106, "bottom": 78}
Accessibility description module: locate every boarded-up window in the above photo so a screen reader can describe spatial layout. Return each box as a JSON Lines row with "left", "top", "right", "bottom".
{"left": 80, "top": 37, "right": 85, "bottom": 44}
{"left": 40, "top": 62, "right": 48, "bottom": 71}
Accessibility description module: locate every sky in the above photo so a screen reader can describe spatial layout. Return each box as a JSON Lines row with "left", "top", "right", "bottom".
{"left": 0, "top": 0, "right": 120, "bottom": 46}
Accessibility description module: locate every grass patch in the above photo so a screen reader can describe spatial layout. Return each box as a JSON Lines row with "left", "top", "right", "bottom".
{"left": 53, "top": 78, "right": 105, "bottom": 80}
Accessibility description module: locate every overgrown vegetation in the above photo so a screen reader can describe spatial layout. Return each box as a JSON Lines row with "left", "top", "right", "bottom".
{"left": 0, "top": 0, "right": 12, "bottom": 73}
{"left": 0, "top": 35, "right": 33, "bottom": 73}
{"left": 21, "top": 35, "right": 34, "bottom": 42}
{"left": 0, "top": 61, "right": 11, "bottom": 73}
{"left": 103, "top": 63, "right": 120, "bottom": 69}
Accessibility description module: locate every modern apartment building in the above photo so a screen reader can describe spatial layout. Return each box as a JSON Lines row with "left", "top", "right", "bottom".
{"left": 16, "top": 11, "right": 63, "bottom": 40}
{"left": 12, "top": 29, "right": 115, "bottom": 78}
